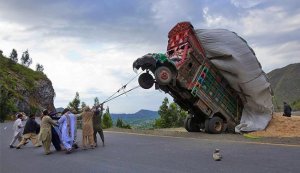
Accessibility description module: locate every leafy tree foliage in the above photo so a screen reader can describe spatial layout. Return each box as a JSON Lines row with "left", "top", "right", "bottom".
{"left": 154, "top": 97, "right": 188, "bottom": 128}
{"left": 21, "top": 50, "right": 32, "bottom": 67}
{"left": 291, "top": 99, "right": 300, "bottom": 111}
{"left": 36, "top": 63, "right": 44, "bottom": 72}
{"left": 80, "top": 101, "right": 87, "bottom": 111}
{"left": 102, "top": 106, "right": 113, "bottom": 129}
{"left": 9, "top": 49, "right": 18, "bottom": 63}
{"left": 116, "top": 118, "right": 131, "bottom": 129}
{"left": 0, "top": 85, "right": 17, "bottom": 122}
{"left": 94, "top": 97, "right": 100, "bottom": 107}
{"left": 68, "top": 92, "right": 80, "bottom": 113}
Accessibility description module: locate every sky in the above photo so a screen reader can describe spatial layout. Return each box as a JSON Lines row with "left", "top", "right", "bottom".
{"left": 1, "top": 0, "right": 299, "bottom": 113}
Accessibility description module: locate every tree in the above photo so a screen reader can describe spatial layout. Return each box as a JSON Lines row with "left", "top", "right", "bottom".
{"left": 94, "top": 97, "right": 100, "bottom": 107}
{"left": 155, "top": 97, "right": 171, "bottom": 128}
{"left": 154, "top": 97, "right": 188, "bottom": 128}
{"left": 20, "top": 50, "right": 32, "bottom": 67}
{"left": 80, "top": 101, "right": 87, "bottom": 111}
{"left": 177, "top": 106, "right": 188, "bottom": 127}
{"left": 116, "top": 118, "right": 123, "bottom": 127}
{"left": 9, "top": 49, "right": 18, "bottom": 63}
{"left": 102, "top": 106, "right": 113, "bottom": 129}
{"left": 36, "top": 63, "right": 44, "bottom": 72}
{"left": 116, "top": 118, "right": 131, "bottom": 129}
{"left": 0, "top": 85, "right": 17, "bottom": 122}
{"left": 68, "top": 92, "right": 80, "bottom": 113}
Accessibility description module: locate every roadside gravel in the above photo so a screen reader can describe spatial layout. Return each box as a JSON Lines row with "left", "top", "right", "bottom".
{"left": 105, "top": 127, "right": 300, "bottom": 146}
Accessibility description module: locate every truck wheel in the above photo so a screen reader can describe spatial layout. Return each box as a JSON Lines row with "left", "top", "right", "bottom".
{"left": 155, "top": 66, "right": 172, "bottom": 85}
{"left": 184, "top": 116, "right": 191, "bottom": 132}
{"left": 207, "top": 117, "right": 224, "bottom": 134}
{"left": 184, "top": 116, "right": 200, "bottom": 132}
{"left": 138, "top": 73, "right": 154, "bottom": 89}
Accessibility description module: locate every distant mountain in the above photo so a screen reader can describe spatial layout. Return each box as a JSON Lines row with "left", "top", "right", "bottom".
{"left": 111, "top": 109, "right": 158, "bottom": 129}
{"left": 267, "top": 63, "right": 300, "bottom": 110}
{"left": 111, "top": 109, "right": 158, "bottom": 119}
{"left": 56, "top": 107, "right": 64, "bottom": 113}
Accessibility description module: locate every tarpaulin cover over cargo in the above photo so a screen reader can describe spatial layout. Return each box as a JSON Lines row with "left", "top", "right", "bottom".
{"left": 195, "top": 29, "right": 273, "bottom": 132}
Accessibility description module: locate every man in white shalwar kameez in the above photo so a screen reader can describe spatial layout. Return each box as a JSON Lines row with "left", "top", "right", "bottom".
{"left": 9, "top": 113, "right": 25, "bottom": 148}
{"left": 58, "top": 109, "right": 76, "bottom": 154}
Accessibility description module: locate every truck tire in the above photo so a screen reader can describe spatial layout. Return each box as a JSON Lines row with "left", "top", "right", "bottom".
{"left": 207, "top": 117, "right": 224, "bottom": 134}
{"left": 138, "top": 73, "right": 154, "bottom": 89}
{"left": 204, "top": 119, "right": 210, "bottom": 133}
{"left": 184, "top": 115, "right": 200, "bottom": 132}
{"left": 184, "top": 116, "right": 191, "bottom": 132}
{"left": 155, "top": 66, "right": 172, "bottom": 85}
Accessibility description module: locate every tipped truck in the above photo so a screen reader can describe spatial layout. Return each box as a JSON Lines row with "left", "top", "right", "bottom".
{"left": 133, "top": 22, "right": 243, "bottom": 134}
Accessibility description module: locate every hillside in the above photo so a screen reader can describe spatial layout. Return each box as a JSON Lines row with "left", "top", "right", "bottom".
{"left": 0, "top": 53, "right": 55, "bottom": 121}
{"left": 111, "top": 109, "right": 158, "bottom": 129}
{"left": 267, "top": 63, "right": 300, "bottom": 110}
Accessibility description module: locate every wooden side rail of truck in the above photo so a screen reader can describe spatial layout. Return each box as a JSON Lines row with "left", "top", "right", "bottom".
{"left": 133, "top": 22, "right": 243, "bottom": 133}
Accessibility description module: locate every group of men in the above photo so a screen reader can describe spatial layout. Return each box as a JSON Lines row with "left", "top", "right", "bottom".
{"left": 9, "top": 105, "right": 105, "bottom": 155}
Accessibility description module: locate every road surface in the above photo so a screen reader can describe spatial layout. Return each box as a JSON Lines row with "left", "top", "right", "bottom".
{"left": 1, "top": 122, "right": 299, "bottom": 173}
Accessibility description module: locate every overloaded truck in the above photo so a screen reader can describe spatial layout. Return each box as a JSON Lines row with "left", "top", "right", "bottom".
{"left": 133, "top": 22, "right": 243, "bottom": 134}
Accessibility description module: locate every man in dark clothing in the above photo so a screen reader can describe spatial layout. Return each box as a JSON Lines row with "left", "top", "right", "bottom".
{"left": 93, "top": 104, "right": 105, "bottom": 147}
{"left": 49, "top": 111, "right": 62, "bottom": 151}
{"left": 16, "top": 114, "right": 41, "bottom": 149}
{"left": 283, "top": 102, "right": 292, "bottom": 117}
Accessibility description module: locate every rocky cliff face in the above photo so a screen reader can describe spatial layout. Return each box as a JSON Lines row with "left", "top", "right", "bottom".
{"left": 0, "top": 54, "right": 55, "bottom": 116}
{"left": 15, "top": 78, "right": 55, "bottom": 114}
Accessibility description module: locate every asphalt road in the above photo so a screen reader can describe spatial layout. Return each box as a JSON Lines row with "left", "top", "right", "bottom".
{"left": 1, "top": 122, "right": 300, "bottom": 173}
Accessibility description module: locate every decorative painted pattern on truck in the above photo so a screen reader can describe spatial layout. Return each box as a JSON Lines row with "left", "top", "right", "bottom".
{"left": 166, "top": 22, "right": 243, "bottom": 122}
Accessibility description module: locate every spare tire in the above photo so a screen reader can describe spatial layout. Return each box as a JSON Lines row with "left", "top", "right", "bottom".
{"left": 138, "top": 73, "right": 154, "bottom": 89}
{"left": 155, "top": 66, "right": 173, "bottom": 85}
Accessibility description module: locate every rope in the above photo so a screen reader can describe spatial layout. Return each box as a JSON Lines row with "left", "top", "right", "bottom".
{"left": 101, "top": 72, "right": 142, "bottom": 104}
{"left": 101, "top": 85, "right": 140, "bottom": 104}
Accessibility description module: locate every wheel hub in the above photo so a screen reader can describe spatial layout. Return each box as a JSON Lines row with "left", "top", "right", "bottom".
{"left": 214, "top": 122, "right": 222, "bottom": 132}
{"left": 160, "top": 71, "right": 169, "bottom": 80}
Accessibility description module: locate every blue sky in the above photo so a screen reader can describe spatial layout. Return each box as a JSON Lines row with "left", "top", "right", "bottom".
{"left": 1, "top": 0, "right": 299, "bottom": 113}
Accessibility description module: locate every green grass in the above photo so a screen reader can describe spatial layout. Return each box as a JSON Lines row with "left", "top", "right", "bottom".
{"left": 291, "top": 99, "right": 300, "bottom": 111}
{"left": 0, "top": 54, "right": 48, "bottom": 118}
{"left": 0, "top": 55, "right": 47, "bottom": 94}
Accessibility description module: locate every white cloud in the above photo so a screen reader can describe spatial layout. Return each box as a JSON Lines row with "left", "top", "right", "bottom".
{"left": 201, "top": 4, "right": 300, "bottom": 72}
{"left": 151, "top": 0, "right": 192, "bottom": 27}
{"left": 202, "top": 7, "right": 240, "bottom": 30}
{"left": 0, "top": 20, "right": 167, "bottom": 112}
{"left": 253, "top": 41, "right": 300, "bottom": 72}
{"left": 230, "top": 0, "right": 264, "bottom": 8}
{"left": 241, "top": 6, "right": 300, "bottom": 36}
